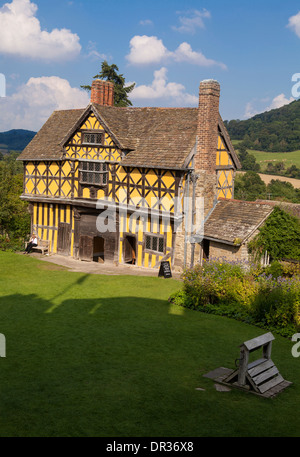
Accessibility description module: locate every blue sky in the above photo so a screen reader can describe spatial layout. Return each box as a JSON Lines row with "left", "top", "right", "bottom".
{"left": 0, "top": 0, "right": 300, "bottom": 131}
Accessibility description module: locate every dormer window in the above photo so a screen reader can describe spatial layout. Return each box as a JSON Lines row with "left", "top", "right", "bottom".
{"left": 81, "top": 131, "right": 103, "bottom": 145}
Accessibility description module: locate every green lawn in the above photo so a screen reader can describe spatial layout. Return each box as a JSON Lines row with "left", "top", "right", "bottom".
{"left": 250, "top": 149, "right": 300, "bottom": 172}
{"left": 0, "top": 251, "right": 299, "bottom": 437}
{"left": 231, "top": 140, "right": 300, "bottom": 171}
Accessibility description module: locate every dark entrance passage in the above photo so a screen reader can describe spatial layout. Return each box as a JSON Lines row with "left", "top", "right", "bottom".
{"left": 123, "top": 235, "right": 136, "bottom": 265}
{"left": 93, "top": 236, "right": 104, "bottom": 263}
{"left": 202, "top": 239, "right": 210, "bottom": 260}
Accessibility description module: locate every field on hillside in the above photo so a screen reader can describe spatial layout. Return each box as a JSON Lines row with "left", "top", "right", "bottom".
{"left": 250, "top": 149, "right": 300, "bottom": 171}
{"left": 0, "top": 252, "right": 299, "bottom": 437}
{"left": 231, "top": 140, "right": 300, "bottom": 171}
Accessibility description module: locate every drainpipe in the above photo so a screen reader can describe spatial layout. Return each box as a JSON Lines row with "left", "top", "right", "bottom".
{"left": 190, "top": 171, "right": 198, "bottom": 268}
{"left": 183, "top": 171, "right": 191, "bottom": 268}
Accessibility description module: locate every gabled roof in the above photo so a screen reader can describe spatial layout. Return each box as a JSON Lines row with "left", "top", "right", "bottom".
{"left": 94, "top": 105, "right": 198, "bottom": 169}
{"left": 18, "top": 109, "right": 85, "bottom": 161}
{"left": 18, "top": 103, "right": 240, "bottom": 170}
{"left": 204, "top": 198, "right": 274, "bottom": 245}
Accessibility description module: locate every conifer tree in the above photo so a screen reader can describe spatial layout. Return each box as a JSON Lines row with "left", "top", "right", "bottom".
{"left": 81, "top": 61, "right": 135, "bottom": 107}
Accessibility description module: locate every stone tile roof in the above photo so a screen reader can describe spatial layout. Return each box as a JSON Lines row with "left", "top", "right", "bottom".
{"left": 18, "top": 103, "right": 239, "bottom": 170}
{"left": 256, "top": 200, "right": 300, "bottom": 219}
{"left": 18, "top": 109, "right": 85, "bottom": 161}
{"left": 94, "top": 105, "right": 198, "bottom": 169}
{"left": 204, "top": 198, "right": 274, "bottom": 244}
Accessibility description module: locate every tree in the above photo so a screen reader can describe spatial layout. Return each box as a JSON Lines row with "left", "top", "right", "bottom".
{"left": 248, "top": 207, "right": 300, "bottom": 261}
{"left": 81, "top": 61, "right": 135, "bottom": 107}
{"left": 0, "top": 155, "right": 30, "bottom": 244}
{"left": 266, "top": 179, "right": 300, "bottom": 203}
{"left": 234, "top": 171, "right": 267, "bottom": 201}
{"left": 237, "top": 143, "right": 260, "bottom": 172}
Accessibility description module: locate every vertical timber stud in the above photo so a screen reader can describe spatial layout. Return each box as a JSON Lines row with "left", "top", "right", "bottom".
{"left": 195, "top": 79, "right": 220, "bottom": 218}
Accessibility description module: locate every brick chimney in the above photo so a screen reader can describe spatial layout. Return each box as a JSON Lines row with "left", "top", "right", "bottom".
{"left": 90, "top": 79, "right": 114, "bottom": 106}
{"left": 195, "top": 79, "right": 220, "bottom": 216}
{"left": 195, "top": 79, "right": 220, "bottom": 172}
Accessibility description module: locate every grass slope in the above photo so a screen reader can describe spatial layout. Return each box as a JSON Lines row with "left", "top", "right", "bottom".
{"left": 0, "top": 252, "right": 299, "bottom": 437}
{"left": 232, "top": 140, "right": 300, "bottom": 172}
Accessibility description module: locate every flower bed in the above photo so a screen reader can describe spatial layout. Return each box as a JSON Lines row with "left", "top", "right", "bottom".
{"left": 169, "top": 258, "right": 300, "bottom": 337}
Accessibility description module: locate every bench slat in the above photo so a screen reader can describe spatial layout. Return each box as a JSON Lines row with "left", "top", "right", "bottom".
{"left": 248, "top": 359, "right": 274, "bottom": 377}
{"left": 252, "top": 366, "right": 278, "bottom": 386}
{"left": 258, "top": 374, "right": 284, "bottom": 394}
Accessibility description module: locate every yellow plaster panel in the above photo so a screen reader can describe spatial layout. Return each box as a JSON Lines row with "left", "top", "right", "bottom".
{"left": 49, "top": 163, "right": 59, "bottom": 177}
{"left": 48, "top": 180, "right": 59, "bottom": 196}
{"left": 145, "top": 170, "right": 158, "bottom": 187}
{"left": 38, "top": 163, "right": 46, "bottom": 176}
{"left": 82, "top": 187, "right": 90, "bottom": 199}
{"left": 25, "top": 179, "right": 34, "bottom": 194}
{"left": 62, "top": 161, "right": 72, "bottom": 176}
{"left": 161, "top": 172, "right": 175, "bottom": 189}
{"left": 36, "top": 180, "right": 46, "bottom": 195}
{"left": 26, "top": 163, "right": 35, "bottom": 175}
{"left": 97, "top": 189, "right": 106, "bottom": 199}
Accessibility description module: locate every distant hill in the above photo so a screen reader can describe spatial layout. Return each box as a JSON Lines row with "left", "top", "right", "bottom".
{"left": 0, "top": 129, "right": 36, "bottom": 153}
{"left": 224, "top": 99, "right": 300, "bottom": 152}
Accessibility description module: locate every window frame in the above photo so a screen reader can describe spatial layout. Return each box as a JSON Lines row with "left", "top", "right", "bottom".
{"left": 144, "top": 233, "right": 165, "bottom": 254}
{"left": 81, "top": 130, "right": 104, "bottom": 146}
{"left": 78, "top": 160, "right": 108, "bottom": 187}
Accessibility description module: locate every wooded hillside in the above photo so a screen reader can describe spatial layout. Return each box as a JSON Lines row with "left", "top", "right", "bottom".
{"left": 225, "top": 99, "right": 300, "bottom": 152}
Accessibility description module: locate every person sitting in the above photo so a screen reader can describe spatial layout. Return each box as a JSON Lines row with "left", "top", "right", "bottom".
{"left": 24, "top": 233, "right": 38, "bottom": 254}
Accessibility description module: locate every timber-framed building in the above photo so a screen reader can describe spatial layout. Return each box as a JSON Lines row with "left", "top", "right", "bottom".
{"left": 18, "top": 79, "right": 242, "bottom": 270}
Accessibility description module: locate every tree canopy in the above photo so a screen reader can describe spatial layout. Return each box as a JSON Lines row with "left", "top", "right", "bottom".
{"left": 234, "top": 171, "right": 300, "bottom": 203}
{"left": 248, "top": 206, "right": 300, "bottom": 261}
{"left": 0, "top": 153, "right": 30, "bottom": 247}
{"left": 81, "top": 60, "right": 135, "bottom": 107}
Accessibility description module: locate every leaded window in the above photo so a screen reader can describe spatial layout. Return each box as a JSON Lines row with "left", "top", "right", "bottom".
{"left": 82, "top": 132, "right": 103, "bottom": 145}
{"left": 79, "top": 161, "right": 108, "bottom": 186}
{"left": 145, "top": 234, "right": 164, "bottom": 253}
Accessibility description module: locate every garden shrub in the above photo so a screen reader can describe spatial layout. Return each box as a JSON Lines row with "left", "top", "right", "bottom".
{"left": 169, "top": 257, "right": 300, "bottom": 337}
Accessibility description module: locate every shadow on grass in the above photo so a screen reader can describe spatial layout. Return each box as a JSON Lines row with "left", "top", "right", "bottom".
{"left": 0, "top": 291, "right": 298, "bottom": 437}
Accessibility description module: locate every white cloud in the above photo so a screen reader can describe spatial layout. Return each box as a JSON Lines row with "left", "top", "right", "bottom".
{"left": 130, "top": 67, "right": 198, "bottom": 106}
{"left": 172, "top": 9, "right": 211, "bottom": 34}
{"left": 0, "top": 76, "right": 90, "bottom": 131}
{"left": 287, "top": 11, "right": 300, "bottom": 38}
{"left": 0, "top": 0, "right": 81, "bottom": 60}
{"left": 244, "top": 94, "right": 294, "bottom": 119}
{"left": 126, "top": 35, "right": 172, "bottom": 65}
{"left": 126, "top": 35, "right": 226, "bottom": 69}
{"left": 266, "top": 93, "right": 294, "bottom": 110}
{"left": 173, "top": 42, "right": 227, "bottom": 69}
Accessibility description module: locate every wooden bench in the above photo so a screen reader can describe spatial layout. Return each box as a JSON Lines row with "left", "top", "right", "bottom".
{"left": 26, "top": 239, "right": 50, "bottom": 255}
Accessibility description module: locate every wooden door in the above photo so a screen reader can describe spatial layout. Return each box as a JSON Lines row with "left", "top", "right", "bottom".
{"left": 57, "top": 222, "right": 72, "bottom": 256}
{"left": 79, "top": 235, "right": 94, "bottom": 261}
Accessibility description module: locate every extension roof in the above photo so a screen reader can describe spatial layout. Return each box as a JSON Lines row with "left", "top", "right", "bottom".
{"left": 204, "top": 199, "right": 274, "bottom": 245}
{"left": 18, "top": 103, "right": 240, "bottom": 170}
